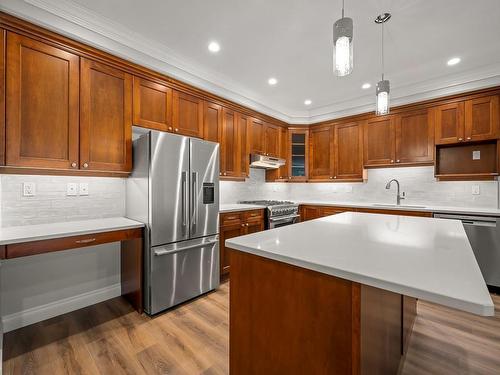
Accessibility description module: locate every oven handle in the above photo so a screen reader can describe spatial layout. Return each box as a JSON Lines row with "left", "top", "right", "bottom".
{"left": 269, "top": 214, "right": 300, "bottom": 223}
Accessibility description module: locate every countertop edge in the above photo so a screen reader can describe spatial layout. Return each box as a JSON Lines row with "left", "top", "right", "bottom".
{"left": 225, "top": 241, "right": 495, "bottom": 317}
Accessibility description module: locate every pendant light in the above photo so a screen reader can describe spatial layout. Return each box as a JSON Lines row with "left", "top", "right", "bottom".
{"left": 333, "top": 0, "right": 353, "bottom": 76}
{"left": 375, "top": 13, "right": 391, "bottom": 115}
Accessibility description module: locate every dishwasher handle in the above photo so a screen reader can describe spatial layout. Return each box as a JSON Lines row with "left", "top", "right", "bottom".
{"left": 434, "top": 213, "right": 497, "bottom": 227}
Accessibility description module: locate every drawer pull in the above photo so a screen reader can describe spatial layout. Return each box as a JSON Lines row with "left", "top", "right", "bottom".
{"left": 75, "top": 238, "right": 96, "bottom": 244}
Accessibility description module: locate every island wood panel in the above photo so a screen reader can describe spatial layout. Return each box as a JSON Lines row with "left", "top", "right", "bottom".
{"left": 229, "top": 249, "right": 406, "bottom": 375}
{"left": 309, "top": 125, "right": 334, "bottom": 180}
{"left": 300, "top": 205, "right": 432, "bottom": 221}
{"left": 435, "top": 102, "right": 465, "bottom": 144}
{"left": 334, "top": 122, "right": 364, "bottom": 180}
{"left": 80, "top": 58, "right": 132, "bottom": 172}
{"left": 6, "top": 31, "right": 80, "bottom": 170}
{"left": 465, "top": 95, "right": 499, "bottom": 142}
{"left": 0, "top": 29, "right": 5, "bottom": 166}
{"left": 395, "top": 109, "right": 434, "bottom": 164}
{"left": 172, "top": 90, "right": 204, "bottom": 138}
{"left": 203, "top": 100, "right": 222, "bottom": 143}
{"left": 402, "top": 296, "right": 417, "bottom": 355}
{"left": 132, "top": 76, "right": 172, "bottom": 132}
{"left": 354, "top": 208, "right": 432, "bottom": 218}
{"left": 363, "top": 116, "right": 396, "bottom": 166}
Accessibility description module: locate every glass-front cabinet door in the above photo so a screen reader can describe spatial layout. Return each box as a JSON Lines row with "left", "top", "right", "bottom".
{"left": 288, "top": 128, "right": 309, "bottom": 181}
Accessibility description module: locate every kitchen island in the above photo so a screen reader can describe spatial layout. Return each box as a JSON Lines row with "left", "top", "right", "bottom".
{"left": 225, "top": 212, "right": 493, "bottom": 375}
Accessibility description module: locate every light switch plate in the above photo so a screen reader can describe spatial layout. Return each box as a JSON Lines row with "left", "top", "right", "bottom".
{"left": 22, "top": 182, "right": 36, "bottom": 197}
{"left": 472, "top": 185, "right": 480, "bottom": 195}
{"left": 67, "top": 183, "right": 78, "bottom": 196}
{"left": 79, "top": 183, "right": 89, "bottom": 196}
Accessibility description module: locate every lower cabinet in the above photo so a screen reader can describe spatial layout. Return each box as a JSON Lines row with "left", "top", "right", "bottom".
{"left": 219, "top": 209, "right": 265, "bottom": 279}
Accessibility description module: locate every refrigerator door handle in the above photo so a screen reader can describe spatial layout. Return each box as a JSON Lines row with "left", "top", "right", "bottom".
{"left": 191, "top": 171, "right": 198, "bottom": 231}
{"left": 154, "top": 239, "right": 218, "bottom": 256}
{"left": 181, "top": 171, "right": 188, "bottom": 230}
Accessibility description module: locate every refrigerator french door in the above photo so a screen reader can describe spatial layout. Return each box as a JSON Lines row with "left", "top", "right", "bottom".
{"left": 127, "top": 128, "right": 220, "bottom": 315}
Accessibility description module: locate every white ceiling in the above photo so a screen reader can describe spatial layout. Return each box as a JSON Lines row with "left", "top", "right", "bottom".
{"left": 3, "top": 0, "right": 500, "bottom": 123}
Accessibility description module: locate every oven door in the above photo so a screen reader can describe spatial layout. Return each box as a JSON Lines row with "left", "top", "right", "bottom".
{"left": 269, "top": 214, "right": 300, "bottom": 229}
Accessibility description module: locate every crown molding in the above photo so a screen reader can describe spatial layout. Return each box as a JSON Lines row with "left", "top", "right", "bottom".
{"left": 2, "top": 0, "right": 499, "bottom": 125}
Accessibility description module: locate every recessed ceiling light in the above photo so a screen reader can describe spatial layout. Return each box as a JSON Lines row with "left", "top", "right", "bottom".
{"left": 361, "top": 83, "right": 371, "bottom": 89}
{"left": 208, "top": 41, "right": 220, "bottom": 53}
{"left": 268, "top": 77, "right": 278, "bottom": 86}
{"left": 304, "top": 99, "right": 312, "bottom": 106}
{"left": 447, "top": 57, "right": 461, "bottom": 66}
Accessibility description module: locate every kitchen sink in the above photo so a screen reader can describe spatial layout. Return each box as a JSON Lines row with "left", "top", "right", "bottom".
{"left": 371, "top": 203, "right": 427, "bottom": 209}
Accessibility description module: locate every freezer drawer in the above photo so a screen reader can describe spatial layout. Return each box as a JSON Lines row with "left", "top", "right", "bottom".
{"left": 149, "top": 235, "right": 219, "bottom": 314}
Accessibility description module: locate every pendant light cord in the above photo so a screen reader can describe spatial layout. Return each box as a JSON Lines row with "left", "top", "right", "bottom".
{"left": 342, "top": 0, "right": 345, "bottom": 18}
{"left": 381, "top": 21, "right": 385, "bottom": 80}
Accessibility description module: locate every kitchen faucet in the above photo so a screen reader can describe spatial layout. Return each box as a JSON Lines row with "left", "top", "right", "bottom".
{"left": 385, "top": 179, "right": 405, "bottom": 205}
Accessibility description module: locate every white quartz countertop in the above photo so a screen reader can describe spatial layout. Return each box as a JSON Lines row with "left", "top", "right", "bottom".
{"left": 219, "top": 204, "right": 265, "bottom": 213}
{"left": 226, "top": 212, "right": 494, "bottom": 316}
{"left": 0, "top": 217, "right": 144, "bottom": 245}
{"left": 298, "top": 200, "right": 500, "bottom": 216}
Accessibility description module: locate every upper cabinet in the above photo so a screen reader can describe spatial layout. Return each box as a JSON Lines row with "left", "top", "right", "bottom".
{"left": 132, "top": 76, "right": 172, "bottom": 132}
{"left": 220, "top": 107, "right": 239, "bottom": 178}
{"left": 363, "top": 116, "right": 395, "bottom": 167}
{"left": 364, "top": 110, "right": 434, "bottom": 167}
{"left": 249, "top": 117, "right": 265, "bottom": 155}
{"left": 172, "top": 90, "right": 204, "bottom": 138}
{"left": 203, "top": 101, "right": 222, "bottom": 143}
{"left": 237, "top": 113, "right": 250, "bottom": 178}
{"left": 435, "top": 96, "right": 499, "bottom": 144}
{"left": 334, "top": 122, "right": 364, "bottom": 180}
{"left": 309, "top": 125, "right": 334, "bottom": 180}
{"left": 80, "top": 58, "right": 132, "bottom": 172}
{"left": 288, "top": 128, "right": 308, "bottom": 181}
{"left": 0, "top": 29, "right": 5, "bottom": 166}
{"left": 5, "top": 32, "right": 80, "bottom": 170}
{"left": 395, "top": 109, "right": 434, "bottom": 164}
{"left": 264, "top": 122, "right": 280, "bottom": 157}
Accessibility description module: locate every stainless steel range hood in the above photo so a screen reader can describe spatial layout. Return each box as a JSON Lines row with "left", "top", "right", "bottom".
{"left": 250, "top": 154, "right": 286, "bottom": 169}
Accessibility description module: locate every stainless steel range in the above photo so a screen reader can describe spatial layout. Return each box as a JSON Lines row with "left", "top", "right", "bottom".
{"left": 239, "top": 200, "right": 300, "bottom": 229}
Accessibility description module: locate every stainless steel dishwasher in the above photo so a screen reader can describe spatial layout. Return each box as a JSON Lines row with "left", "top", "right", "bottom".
{"left": 434, "top": 213, "right": 500, "bottom": 290}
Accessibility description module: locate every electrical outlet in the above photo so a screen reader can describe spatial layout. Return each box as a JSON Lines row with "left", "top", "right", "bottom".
{"left": 22, "top": 182, "right": 36, "bottom": 197}
{"left": 79, "top": 183, "right": 89, "bottom": 196}
{"left": 67, "top": 183, "right": 78, "bottom": 196}
{"left": 472, "top": 185, "right": 480, "bottom": 195}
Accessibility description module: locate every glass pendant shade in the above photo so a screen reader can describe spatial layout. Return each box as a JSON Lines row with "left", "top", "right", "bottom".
{"left": 376, "top": 79, "right": 390, "bottom": 115}
{"left": 333, "top": 17, "right": 353, "bottom": 76}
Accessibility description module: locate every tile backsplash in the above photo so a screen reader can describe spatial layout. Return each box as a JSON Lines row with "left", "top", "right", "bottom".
{"left": 0, "top": 175, "right": 126, "bottom": 227}
{"left": 220, "top": 167, "right": 499, "bottom": 208}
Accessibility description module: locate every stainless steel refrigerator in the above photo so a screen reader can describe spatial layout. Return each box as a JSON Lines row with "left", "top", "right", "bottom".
{"left": 127, "top": 127, "right": 220, "bottom": 315}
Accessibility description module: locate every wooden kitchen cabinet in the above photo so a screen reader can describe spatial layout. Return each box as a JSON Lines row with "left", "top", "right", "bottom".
{"left": 0, "top": 29, "right": 5, "bottom": 165}
{"left": 287, "top": 128, "right": 308, "bottom": 181}
{"left": 435, "top": 95, "right": 499, "bottom": 145}
{"left": 249, "top": 117, "right": 265, "bottom": 154}
{"left": 80, "top": 58, "right": 132, "bottom": 172}
{"left": 172, "top": 90, "right": 204, "bottom": 138}
{"left": 264, "top": 122, "right": 280, "bottom": 157}
{"left": 309, "top": 125, "right": 334, "bottom": 181}
{"left": 395, "top": 109, "right": 434, "bottom": 164}
{"left": 334, "top": 122, "right": 364, "bottom": 180}
{"left": 5, "top": 32, "right": 80, "bottom": 170}
{"left": 132, "top": 76, "right": 172, "bottom": 132}
{"left": 363, "top": 116, "right": 396, "bottom": 166}
{"left": 203, "top": 100, "right": 222, "bottom": 143}
{"left": 220, "top": 107, "right": 240, "bottom": 178}
{"left": 465, "top": 96, "right": 499, "bottom": 142}
{"left": 266, "top": 125, "right": 288, "bottom": 182}
{"left": 237, "top": 112, "right": 250, "bottom": 178}
{"left": 219, "top": 209, "right": 265, "bottom": 279}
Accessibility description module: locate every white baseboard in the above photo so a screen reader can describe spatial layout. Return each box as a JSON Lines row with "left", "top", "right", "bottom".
{"left": 2, "top": 283, "right": 121, "bottom": 333}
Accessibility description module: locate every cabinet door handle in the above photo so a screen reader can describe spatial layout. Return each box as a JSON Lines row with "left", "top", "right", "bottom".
{"left": 246, "top": 223, "right": 249, "bottom": 227}
{"left": 390, "top": 160, "right": 394, "bottom": 163}
{"left": 458, "top": 137, "right": 463, "bottom": 141}
{"left": 75, "top": 238, "right": 96, "bottom": 244}
{"left": 241, "top": 224, "right": 245, "bottom": 227}
{"left": 83, "top": 163, "right": 89, "bottom": 168}
{"left": 466, "top": 137, "right": 471, "bottom": 140}
{"left": 175, "top": 128, "right": 179, "bottom": 132}
{"left": 396, "top": 159, "right": 400, "bottom": 163}
{"left": 168, "top": 126, "right": 173, "bottom": 131}
{"left": 71, "top": 162, "right": 77, "bottom": 168}
{"left": 333, "top": 176, "right": 337, "bottom": 179}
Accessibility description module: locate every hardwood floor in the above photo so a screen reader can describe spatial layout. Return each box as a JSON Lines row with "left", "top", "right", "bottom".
{"left": 3, "top": 284, "right": 499, "bottom": 375}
